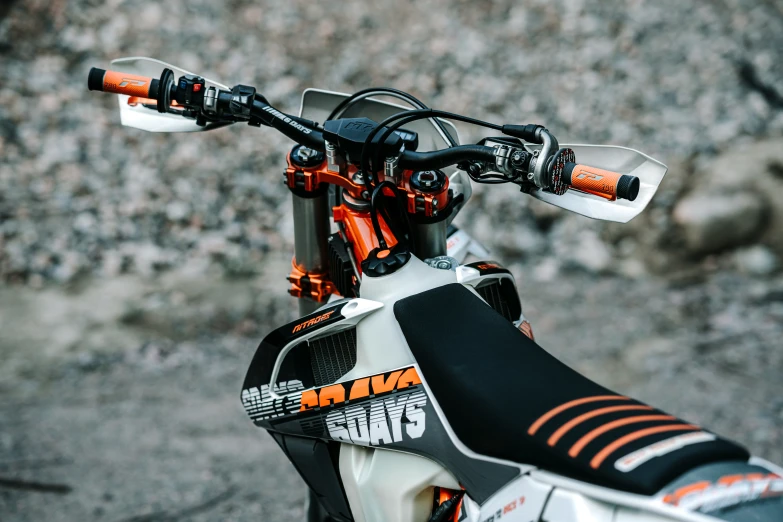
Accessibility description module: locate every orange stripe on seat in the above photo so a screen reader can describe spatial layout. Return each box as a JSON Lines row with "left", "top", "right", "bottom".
{"left": 547, "top": 405, "right": 653, "bottom": 446}
{"left": 528, "top": 395, "right": 629, "bottom": 435}
{"left": 569, "top": 414, "right": 676, "bottom": 457}
{"left": 589, "top": 424, "right": 698, "bottom": 469}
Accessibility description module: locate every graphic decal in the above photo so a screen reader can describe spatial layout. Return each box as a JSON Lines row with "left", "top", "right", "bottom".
{"left": 480, "top": 495, "right": 526, "bottom": 522}
{"left": 615, "top": 431, "right": 716, "bottom": 472}
{"left": 292, "top": 310, "right": 336, "bottom": 333}
{"left": 299, "top": 366, "right": 422, "bottom": 410}
{"left": 466, "top": 260, "right": 510, "bottom": 276}
{"left": 243, "top": 364, "right": 520, "bottom": 504}
{"left": 325, "top": 390, "right": 427, "bottom": 446}
{"left": 242, "top": 367, "right": 427, "bottom": 447}
{"left": 663, "top": 472, "right": 783, "bottom": 513}
{"left": 476, "top": 474, "right": 553, "bottom": 522}
{"left": 525, "top": 394, "right": 716, "bottom": 470}
{"left": 242, "top": 380, "right": 304, "bottom": 421}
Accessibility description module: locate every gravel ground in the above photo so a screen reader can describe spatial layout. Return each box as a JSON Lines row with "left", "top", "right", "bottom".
{"left": 1, "top": 0, "right": 782, "bottom": 520}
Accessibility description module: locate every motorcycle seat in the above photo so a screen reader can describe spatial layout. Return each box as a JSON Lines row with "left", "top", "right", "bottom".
{"left": 393, "top": 283, "right": 749, "bottom": 496}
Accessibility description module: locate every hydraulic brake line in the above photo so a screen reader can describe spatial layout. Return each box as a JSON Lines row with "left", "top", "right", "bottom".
{"left": 326, "top": 87, "right": 458, "bottom": 147}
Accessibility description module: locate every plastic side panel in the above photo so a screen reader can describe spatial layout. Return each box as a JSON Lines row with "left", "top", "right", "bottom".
{"left": 542, "top": 489, "right": 617, "bottom": 521}
{"left": 477, "top": 474, "right": 553, "bottom": 521}
{"left": 339, "top": 445, "right": 460, "bottom": 522}
{"left": 109, "top": 56, "right": 230, "bottom": 133}
{"left": 614, "top": 510, "right": 684, "bottom": 522}
{"left": 258, "top": 365, "right": 520, "bottom": 505}
{"left": 271, "top": 433, "right": 353, "bottom": 521}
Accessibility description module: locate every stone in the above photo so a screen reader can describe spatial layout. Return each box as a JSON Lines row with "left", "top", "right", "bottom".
{"left": 165, "top": 201, "right": 190, "bottom": 222}
{"left": 672, "top": 192, "right": 768, "bottom": 254}
{"left": 734, "top": 245, "right": 779, "bottom": 276}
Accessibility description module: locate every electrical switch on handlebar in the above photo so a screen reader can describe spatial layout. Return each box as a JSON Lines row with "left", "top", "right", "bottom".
{"left": 173, "top": 75, "right": 206, "bottom": 109}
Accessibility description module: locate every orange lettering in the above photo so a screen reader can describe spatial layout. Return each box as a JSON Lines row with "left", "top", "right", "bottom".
{"left": 396, "top": 367, "right": 422, "bottom": 390}
{"left": 371, "top": 370, "right": 402, "bottom": 394}
{"left": 349, "top": 378, "right": 370, "bottom": 400}
{"left": 300, "top": 390, "right": 319, "bottom": 411}
{"left": 319, "top": 384, "right": 345, "bottom": 407}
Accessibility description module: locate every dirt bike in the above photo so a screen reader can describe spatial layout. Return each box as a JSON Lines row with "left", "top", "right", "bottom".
{"left": 88, "top": 57, "right": 783, "bottom": 522}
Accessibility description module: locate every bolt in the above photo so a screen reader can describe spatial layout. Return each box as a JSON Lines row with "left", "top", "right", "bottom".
{"left": 419, "top": 171, "right": 437, "bottom": 188}
{"left": 297, "top": 147, "right": 313, "bottom": 160}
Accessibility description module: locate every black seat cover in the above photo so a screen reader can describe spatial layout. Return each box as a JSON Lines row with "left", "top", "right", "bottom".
{"left": 393, "top": 284, "right": 749, "bottom": 495}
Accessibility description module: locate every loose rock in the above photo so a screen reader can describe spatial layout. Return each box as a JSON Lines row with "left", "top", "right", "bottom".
{"left": 673, "top": 192, "right": 768, "bottom": 254}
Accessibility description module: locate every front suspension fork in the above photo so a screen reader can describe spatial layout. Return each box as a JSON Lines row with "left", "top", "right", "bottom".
{"left": 289, "top": 190, "right": 334, "bottom": 316}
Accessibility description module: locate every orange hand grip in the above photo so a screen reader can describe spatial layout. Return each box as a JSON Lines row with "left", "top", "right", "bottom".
{"left": 88, "top": 68, "right": 156, "bottom": 98}
{"left": 567, "top": 164, "right": 624, "bottom": 201}
{"left": 101, "top": 71, "right": 154, "bottom": 97}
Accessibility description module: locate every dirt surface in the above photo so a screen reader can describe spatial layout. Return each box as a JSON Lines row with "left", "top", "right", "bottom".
{"left": 2, "top": 265, "right": 782, "bottom": 521}
{"left": 1, "top": 0, "right": 782, "bottom": 521}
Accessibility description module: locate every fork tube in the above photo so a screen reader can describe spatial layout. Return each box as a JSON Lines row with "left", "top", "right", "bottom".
{"left": 292, "top": 192, "right": 330, "bottom": 316}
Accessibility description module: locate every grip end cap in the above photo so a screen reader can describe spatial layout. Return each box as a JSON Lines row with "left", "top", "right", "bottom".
{"left": 617, "top": 175, "right": 640, "bottom": 201}
{"left": 88, "top": 67, "right": 106, "bottom": 91}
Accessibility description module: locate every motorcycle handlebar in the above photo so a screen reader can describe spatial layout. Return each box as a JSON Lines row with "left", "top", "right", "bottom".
{"left": 563, "top": 163, "right": 640, "bottom": 201}
{"left": 88, "top": 67, "right": 160, "bottom": 99}
{"left": 399, "top": 145, "right": 496, "bottom": 170}
{"left": 86, "top": 67, "right": 641, "bottom": 202}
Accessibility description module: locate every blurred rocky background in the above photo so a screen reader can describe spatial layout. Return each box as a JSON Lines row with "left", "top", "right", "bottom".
{"left": 1, "top": 0, "right": 782, "bottom": 520}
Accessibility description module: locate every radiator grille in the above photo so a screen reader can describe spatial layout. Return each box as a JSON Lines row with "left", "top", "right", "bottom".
{"left": 309, "top": 328, "right": 357, "bottom": 387}
{"left": 476, "top": 280, "right": 514, "bottom": 321}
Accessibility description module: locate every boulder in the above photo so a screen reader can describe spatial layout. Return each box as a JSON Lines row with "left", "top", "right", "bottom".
{"left": 672, "top": 191, "right": 768, "bottom": 254}
{"left": 688, "top": 138, "right": 783, "bottom": 255}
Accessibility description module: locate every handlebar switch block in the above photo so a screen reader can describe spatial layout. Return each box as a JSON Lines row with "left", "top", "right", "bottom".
{"left": 229, "top": 84, "right": 257, "bottom": 119}
{"left": 174, "top": 75, "right": 206, "bottom": 109}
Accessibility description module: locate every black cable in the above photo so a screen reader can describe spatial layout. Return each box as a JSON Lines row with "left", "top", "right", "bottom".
{"left": 361, "top": 109, "right": 507, "bottom": 249}
{"left": 359, "top": 108, "right": 537, "bottom": 248}
{"left": 361, "top": 109, "right": 503, "bottom": 190}
{"left": 369, "top": 181, "right": 401, "bottom": 250}
{"left": 326, "top": 87, "right": 458, "bottom": 147}
{"left": 398, "top": 145, "right": 496, "bottom": 170}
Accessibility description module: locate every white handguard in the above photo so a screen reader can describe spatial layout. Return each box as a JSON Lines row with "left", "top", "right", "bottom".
{"left": 109, "top": 56, "right": 230, "bottom": 133}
